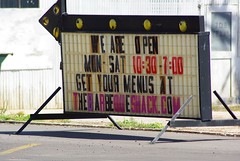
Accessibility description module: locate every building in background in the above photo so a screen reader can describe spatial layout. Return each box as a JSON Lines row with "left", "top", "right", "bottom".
{"left": 0, "top": 0, "right": 62, "bottom": 111}
{"left": 0, "top": 0, "right": 239, "bottom": 111}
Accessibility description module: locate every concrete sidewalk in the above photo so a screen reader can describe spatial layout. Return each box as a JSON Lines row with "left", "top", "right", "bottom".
{"left": 69, "top": 111, "right": 240, "bottom": 137}
{"left": 170, "top": 111, "right": 240, "bottom": 137}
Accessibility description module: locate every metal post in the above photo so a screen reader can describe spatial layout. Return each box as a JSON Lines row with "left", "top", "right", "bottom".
{"left": 61, "top": 0, "right": 66, "bottom": 13}
{"left": 107, "top": 116, "right": 122, "bottom": 130}
{"left": 15, "top": 87, "right": 61, "bottom": 134}
{"left": 213, "top": 90, "right": 238, "bottom": 120}
{"left": 150, "top": 95, "right": 193, "bottom": 144}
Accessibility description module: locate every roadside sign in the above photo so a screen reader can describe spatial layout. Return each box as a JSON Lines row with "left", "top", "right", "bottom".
{"left": 61, "top": 16, "right": 211, "bottom": 120}
{"left": 39, "top": 0, "right": 212, "bottom": 121}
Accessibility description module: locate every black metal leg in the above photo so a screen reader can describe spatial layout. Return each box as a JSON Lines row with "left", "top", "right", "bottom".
{"left": 15, "top": 119, "right": 33, "bottom": 135}
{"left": 213, "top": 90, "right": 238, "bottom": 120}
{"left": 107, "top": 116, "right": 122, "bottom": 130}
{"left": 15, "top": 87, "right": 61, "bottom": 134}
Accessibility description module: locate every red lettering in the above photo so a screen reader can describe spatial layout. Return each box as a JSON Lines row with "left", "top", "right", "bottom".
{"left": 146, "top": 56, "right": 157, "bottom": 74}
{"left": 133, "top": 56, "right": 142, "bottom": 74}
{"left": 73, "top": 92, "right": 78, "bottom": 111}
{"left": 100, "top": 94, "right": 105, "bottom": 111}
{"left": 172, "top": 56, "right": 184, "bottom": 75}
{"left": 163, "top": 56, "right": 168, "bottom": 74}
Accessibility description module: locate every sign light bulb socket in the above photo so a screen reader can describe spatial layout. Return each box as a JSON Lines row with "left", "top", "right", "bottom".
{"left": 109, "top": 19, "right": 117, "bottom": 30}
{"left": 179, "top": 21, "right": 187, "bottom": 32}
{"left": 42, "top": 17, "right": 49, "bottom": 26}
{"left": 143, "top": 19, "right": 151, "bottom": 31}
{"left": 53, "top": 27, "right": 60, "bottom": 39}
{"left": 76, "top": 18, "right": 83, "bottom": 29}
{"left": 53, "top": 5, "right": 60, "bottom": 15}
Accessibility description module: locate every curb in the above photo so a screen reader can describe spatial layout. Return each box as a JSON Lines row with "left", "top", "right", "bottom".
{"left": 1, "top": 120, "right": 239, "bottom": 137}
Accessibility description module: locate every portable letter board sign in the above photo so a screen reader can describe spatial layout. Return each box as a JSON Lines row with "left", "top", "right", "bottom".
{"left": 17, "top": 0, "right": 240, "bottom": 137}
{"left": 60, "top": 15, "right": 212, "bottom": 121}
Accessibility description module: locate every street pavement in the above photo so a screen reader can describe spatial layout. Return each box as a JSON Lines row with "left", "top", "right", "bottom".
{"left": 0, "top": 123, "right": 240, "bottom": 161}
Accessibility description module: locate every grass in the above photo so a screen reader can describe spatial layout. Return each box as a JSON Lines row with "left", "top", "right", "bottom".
{"left": 1, "top": 104, "right": 239, "bottom": 129}
{"left": 0, "top": 111, "right": 30, "bottom": 122}
{"left": 109, "top": 118, "right": 164, "bottom": 129}
{"left": 0, "top": 112, "right": 164, "bottom": 129}
{"left": 0, "top": 111, "right": 70, "bottom": 123}
{"left": 212, "top": 105, "right": 240, "bottom": 112}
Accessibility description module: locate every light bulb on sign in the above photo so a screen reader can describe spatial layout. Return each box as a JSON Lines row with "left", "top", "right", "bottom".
{"left": 76, "top": 18, "right": 83, "bottom": 29}
{"left": 143, "top": 19, "right": 151, "bottom": 31}
{"left": 53, "top": 27, "right": 60, "bottom": 39}
{"left": 179, "top": 21, "right": 187, "bottom": 32}
{"left": 53, "top": 5, "right": 60, "bottom": 15}
{"left": 42, "top": 17, "right": 49, "bottom": 26}
{"left": 109, "top": 19, "right": 117, "bottom": 30}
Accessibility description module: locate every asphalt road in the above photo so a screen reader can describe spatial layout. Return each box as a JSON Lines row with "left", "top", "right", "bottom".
{"left": 0, "top": 123, "right": 240, "bottom": 161}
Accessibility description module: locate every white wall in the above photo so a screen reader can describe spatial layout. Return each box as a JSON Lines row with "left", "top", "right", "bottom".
{"left": 1, "top": 0, "right": 240, "bottom": 111}
{"left": 66, "top": 0, "right": 200, "bottom": 15}
{"left": 0, "top": 0, "right": 63, "bottom": 110}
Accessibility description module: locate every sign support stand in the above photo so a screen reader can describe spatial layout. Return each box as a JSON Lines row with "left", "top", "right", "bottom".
{"left": 151, "top": 95, "right": 193, "bottom": 144}
{"left": 15, "top": 87, "right": 62, "bottom": 134}
{"left": 213, "top": 90, "right": 238, "bottom": 119}
{"left": 107, "top": 116, "right": 122, "bottom": 130}
{"left": 169, "top": 91, "right": 240, "bottom": 127}
{"left": 15, "top": 86, "right": 122, "bottom": 134}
